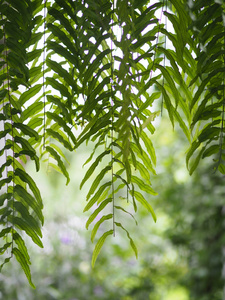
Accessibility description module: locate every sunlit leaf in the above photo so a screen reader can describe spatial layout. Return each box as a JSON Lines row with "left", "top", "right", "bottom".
{"left": 46, "top": 146, "right": 70, "bottom": 185}
{"left": 80, "top": 150, "right": 110, "bottom": 189}
{"left": 91, "top": 230, "right": 114, "bottom": 267}
{"left": 83, "top": 181, "right": 111, "bottom": 212}
{"left": 13, "top": 248, "right": 35, "bottom": 289}
{"left": 14, "top": 168, "right": 42, "bottom": 208}
{"left": 86, "top": 166, "right": 111, "bottom": 201}
{"left": 115, "top": 222, "right": 138, "bottom": 258}
{"left": 86, "top": 198, "right": 112, "bottom": 229}
{"left": 132, "top": 191, "right": 157, "bottom": 222}
{"left": 14, "top": 185, "right": 44, "bottom": 225}
{"left": 91, "top": 214, "right": 113, "bottom": 242}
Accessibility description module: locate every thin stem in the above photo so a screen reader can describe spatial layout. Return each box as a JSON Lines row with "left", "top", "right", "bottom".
{"left": 1, "top": 13, "right": 10, "bottom": 246}
{"left": 149, "top": 2, "right": 165, "bottom": 82}
{"left": 3, "top": 20, "right": 14, "bottom": 255}
{"left": 111, "top": 0, "right": 115, "bottom": 236}
{"left": 43, "top": 0, "right": 47, "bottom": 149}
{"left": 161, "top": 0, "right": 167, "bottom": 115}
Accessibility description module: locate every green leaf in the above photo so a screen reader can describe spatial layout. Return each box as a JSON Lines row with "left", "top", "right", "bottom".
{"left": 218, "top": 162, "right": 225, "bottom": 174}
{"left": 86, "top": 198, "right": 112, "bottom": 229}
{"left": 6, "top": 38, "right": 27, "bottom": 61}
{"left": 80, "top": 34, "right": 111, "bottom": 75}
{"left": 7, "top": 50, "right": 29, "bottom": 78}
{"left": 46, "top": 146, "right": 70, "bottom": 185}
{"left": 27, "top": 32, "right": 43, "bottom": 47}
{"left": 8, "top": 216, "right": 43, "bottom": 248}
{"left": 202, "top": 144, "right": 220, "bottom": 158}
{"left": 140, "top": 131, "right": 157, "bottom": 166}
{"left": 134, "top": 161, "right": 151, "bottom": 183}
{"left": 14, "top": 136, "right": 39, "bottom": 171}
{"left": 46, "top": 77, "right": 71, "bottom": 99}
{"left": 83, "top": 140, "right": 106, "bottom": 167}
{"left": 131, "top": 142, "right": 156, "bottom": 175}
{"left": 91, "top": 214, "right": 113, "bottom": 242}
{"left": 13, "top": 248, "right": 35, "bottom": 289}
{"left": 83, "top": 49, "right": 111, "bottom": 83}
{"left": 189, "top": 146, "right": 207, "bottom": 175}
{"left": 83, "top": 182, "right": 111, "bottom": 212}
{"left": 13, "top": 202, "right": 42, "bottom": 237}
{"left": 29, "top": 66, "right": 42, "bottom": 81}
{"left": 76, "top": 117, "right": 111, "bottom": 148}
{"left": 186, "top": 140, "right": 201, "bottom": 170}
{"left": 130, "top": 34, "right": 156, "bottom": 51}
{"left": 115, "top": 222, "right": 138, "bottom": 258}
{"left": 154, "top": 80, "right": 175, "bottom": 127}
{"left": 14, "top": 168, "right": 43, "bottom": 208}
{"left": 49, "top": 143, "right": 70, "bottom": 164}
{"left": 46, "top": 112, "right": 76, "bottom": 145}
{"left": 48, "top": 7, "right": 78, "bottom": 41}
{"left": 46, "top": 128, "right": 73, "bottom": 151}
{"left": 0, "top": 128, "right": 12, "bottom": 139}
{"left": 131, "top": 175, "right": 157, "bottom": 195}
{"left": 6, "top": 154, "right": 26, "bottom": 173}
{"left": 27, "top": 49, "right": 42, "bottom": 63}
{"left": 13, "top": 231, "right": 31, "bottom": 265}
{"left": 115, "top": 206, "right": 138, "bottom": 225}
{"left": 14, "top": 184, "right": 44, "bottom": 225}
{"left": 46, "top": 162, "right": 60, "bottom": 173}
{"left": 47, "top": 41, "right": 78, "bottom": 66}
{"left": 92, "top": 230, "right": 114, "bottom": 267}
{"left": 47, "top": 95, "right": 72, "bottom": 123}
{"left": 47, "top": 24, "right": 78, "bottom": 64}
{"left": 0, "top": 176, "right": 13, "bottom": 190}
{"left": 23, "top": 102, "right": 43, "bottom": 121}
{"left": 0, "top": 227, "right": 12, "bottom": 238}
{"left": 141, "top": 111, "right": 160, "bottom": 132}
{"left": 46, "top": 59, "right": 77, "bottom": 90}
{"left": 190, "top": 69, "right": 225, "bottom": 110}
{"left": 132, "top": 191, "right": 157, "bottom": 222}
{"left": 8, "top": 0, "right": 31, "bottom": 21}
{"left": 0, "top": 256, "right": 12, "bottom": 273}
{"left": 27, "top": 117, "right": 43, "bottom": 130}
{"left": 198, "top": 126, "right": 221, "bottom": 143}
{"left": 0, "top": 159, "right": 13, "bottom": 177}
{"left": 76, "top": 114, "right": 98, "bottom": 142}
{"left": 80, "top": 150, "right": 110, "bottom": 189}
{"left": 0, "top": 89, "right": 7, "bottom": 101}
{"left": 174, "top": 110, "right": 191, "bottom": 142}
{"left": 13, "top": 122, "right": 40, "bottom": 141}
{"left": 86, "top": 166, "right": 111, "bottom": 201}
{"left": 113, "top": 172, "right": 129, "bottom": 190}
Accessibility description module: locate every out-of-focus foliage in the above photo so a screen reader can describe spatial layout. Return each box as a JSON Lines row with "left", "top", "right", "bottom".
{"left": 153, "top": 120, "right": 225, "bottom": 300}
{"left": 167, "top": 167, "right": 225, "bottom": 300}
{"left": 0, "top": 119, "right": 224, "bottom": 299}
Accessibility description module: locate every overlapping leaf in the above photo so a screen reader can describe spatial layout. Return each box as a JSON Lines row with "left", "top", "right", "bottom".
{"left": 186, "top": 0, "right": 225, "bottom": 173}
{"left": 0, "top": 0, "right": 45, "bottom": 288}
{"left": 1, "top": 0, "right": 223, "bottom": 287}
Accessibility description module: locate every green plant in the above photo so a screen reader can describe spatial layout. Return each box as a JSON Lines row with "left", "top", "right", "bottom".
{"left": 0, "top": 0, "right": 224, "bottom": 287}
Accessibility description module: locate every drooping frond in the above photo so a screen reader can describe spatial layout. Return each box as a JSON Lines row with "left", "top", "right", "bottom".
{"left": 45, "top": 0, "right": 164, "bottom": 265}
{"left": 0, "top": 0, "right": 224, "bottom": 287}
{"left": 186, "top": 0, "right": 225, "bottom": 173}
{"left": 0, "top": 0, "right": 45, "bottom": 287}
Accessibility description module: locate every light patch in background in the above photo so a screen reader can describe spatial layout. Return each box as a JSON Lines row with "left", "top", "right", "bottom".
{"left": 174, "top": 168, "right": 189, "bottom": 183}
{"left": 166, "top": 287, "right": 189, "bottom": 300}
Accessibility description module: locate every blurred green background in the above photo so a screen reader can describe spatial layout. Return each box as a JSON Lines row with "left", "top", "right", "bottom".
{"left": 0, "top": 117, "right": 224, "bottom": 300}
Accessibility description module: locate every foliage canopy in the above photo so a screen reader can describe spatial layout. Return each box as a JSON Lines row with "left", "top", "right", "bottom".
{"left": 0, "top": 0, "right": 224, "bottom": 287}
